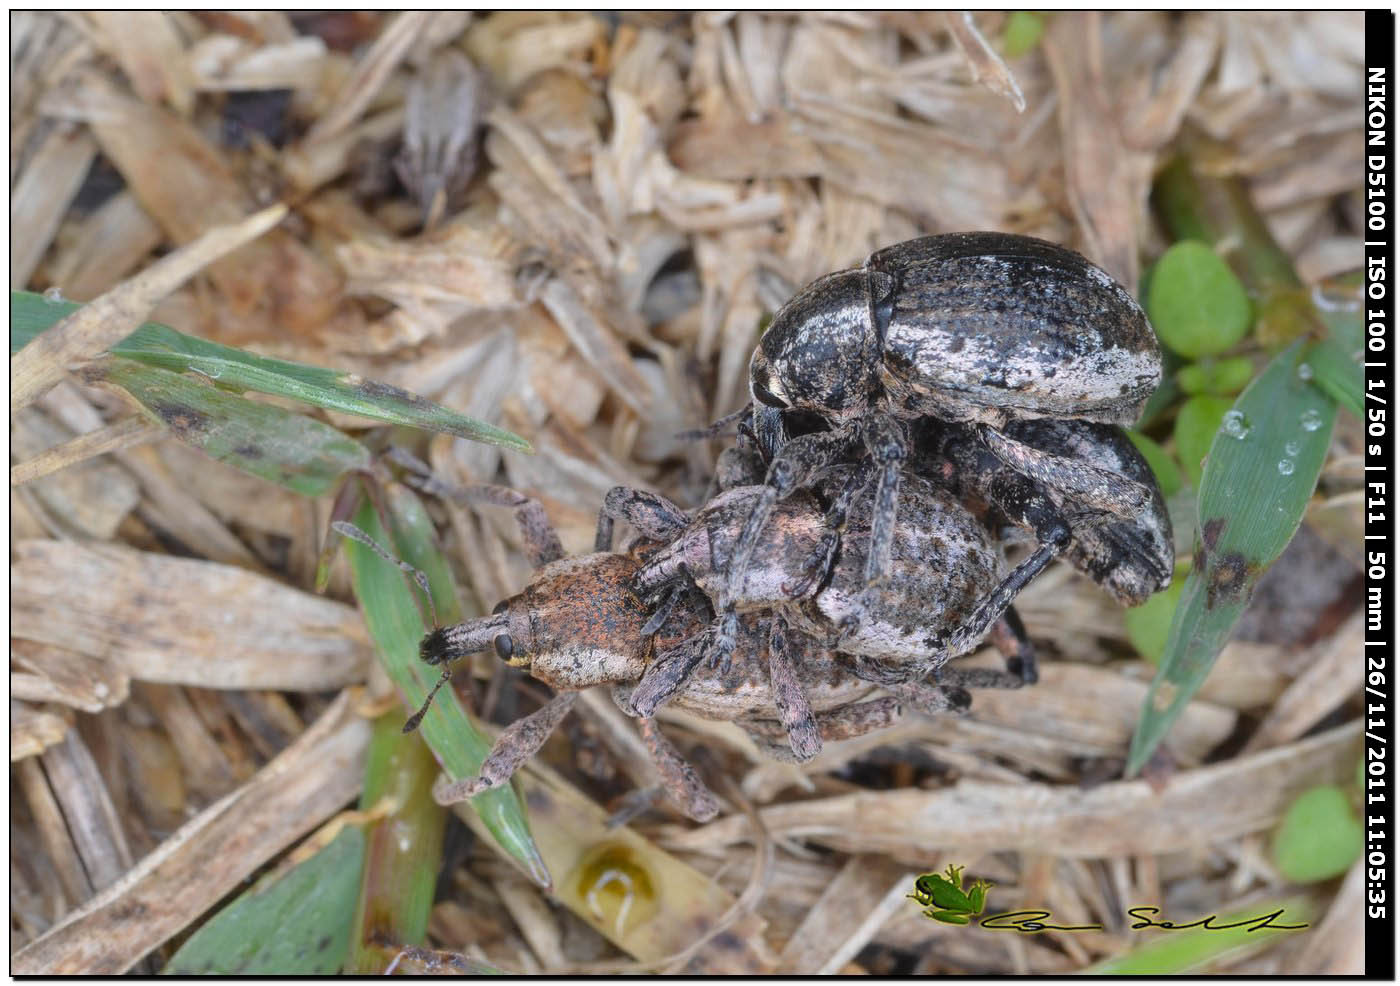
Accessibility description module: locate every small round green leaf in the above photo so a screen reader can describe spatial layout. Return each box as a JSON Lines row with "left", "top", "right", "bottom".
{"left": 1126, "top": 431, "right": 1183, "bottom": 499}
{"left": 1172, "top": 394, "right": 1233, "bottom": 487}
{"left": 1271, "top": 785, "right": 1362, "bottom": 883}
{"left": 1177, "top": 357, "right": 1256, "bottom": 397}
{"left": 1210, "top": 356, "right": 1256, "bottom": 394}
{"left": 1148, "top": 241, "right": 1252, "bottom": 359}
{"left": 1176, "top": 364, "right": 1211, "bottom": 396}
{"left": 1123, "top": 575, "right": 1184, "bottom": 664}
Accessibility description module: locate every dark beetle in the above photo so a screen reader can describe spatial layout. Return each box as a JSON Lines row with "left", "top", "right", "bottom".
{"left": 715, "top": 232, "right": 1163, "bottom": 670}
{"left": 749, "top": 232, "right": 1159, "bottom": 433}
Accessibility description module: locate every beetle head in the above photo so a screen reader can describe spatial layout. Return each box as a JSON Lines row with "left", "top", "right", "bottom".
{"left": 752, "top": 268, "right": 890, "bottom": 419}
{"left": 420, "top": 555, "right": 654, "bottom": 692}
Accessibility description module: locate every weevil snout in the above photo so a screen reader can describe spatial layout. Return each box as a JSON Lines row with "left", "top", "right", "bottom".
{"left": 419, "top": 610, "right": 514, "bottom": 666}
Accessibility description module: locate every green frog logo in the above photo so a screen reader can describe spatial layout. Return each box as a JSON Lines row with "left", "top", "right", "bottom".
{"left": 908, "top": 864, "right": 993, "bottom": 925}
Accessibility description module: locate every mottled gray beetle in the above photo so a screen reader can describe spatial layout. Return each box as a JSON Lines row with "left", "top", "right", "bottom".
{"left": 594, "top": 470, "right": 1040, "bottom": 723}
{"left": 720, "top": 232, "right": 1163, "bottom": 669}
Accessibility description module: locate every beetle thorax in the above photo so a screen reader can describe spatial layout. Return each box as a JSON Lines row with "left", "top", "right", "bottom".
{"left": 752, "top": 269, "right": 881, "bottom": 419}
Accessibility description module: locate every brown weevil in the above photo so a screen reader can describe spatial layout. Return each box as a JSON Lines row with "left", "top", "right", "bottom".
{"left": 719, "top": 232, "right": 1164, "bottom": 669}
{"left": 410, "top": 484, "right": 1010, "bottom": 814}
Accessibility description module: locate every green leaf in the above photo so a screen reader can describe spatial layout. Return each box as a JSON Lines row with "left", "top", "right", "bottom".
{"left": 11, "top": 290, "right": 531, "bottom": 453}
{"left": 162, "top": 826, "right": 365, "bottom": 974}
{"left": 1001, "top": 11, "right": 1045, "bottom": 57}
{"left": 90, "top": 359, "right": 371, "bottom": 497}
{"left": 343, "top": 485, "right": 550, "bottom": 888}
{"left": 1148, "top": 242, "right": 1253, "bottom": 359}
{"left": 1302, "top": 338, "right": 1362, "bottom": 421}
{"left": 1128, "top": 341, "right": 1336, "bottom": 775}
{"left": 1271, "top": 785, "right": 1363, "bottom": 883}
{"left": 1172, "top": 394, "right": 1233, "bottom": 488}
{"left": 1177, "top": 356, "right": 1255, "bottom": 397}
{"left": 345, "top": 713, "right": 448, "bottom": 972}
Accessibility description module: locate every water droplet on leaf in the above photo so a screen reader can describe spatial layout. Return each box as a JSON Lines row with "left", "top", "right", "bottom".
{"left": 1278, "top": 459, "right": 1295, "bottom": 476}
{"left": 1220, "top": 409, "right": 1250, "bottom": 439}
{"left": 43, "top": 286, "right": 64, "bottom": 304}
{"left": 1284, "top": 440, "right": 1301, "bottom": 456}
{"left": 1300, "top": 409, "right": 1323, "bottom": 432}
{"left": 1296, "top": 363, "right": 1314, "bottom": 381}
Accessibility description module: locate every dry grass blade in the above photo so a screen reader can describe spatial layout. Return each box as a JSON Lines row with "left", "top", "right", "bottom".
{"left": 664, "top": 722, "right": 1359, "bottom": 858}
{"left": 11, "top": 701, "right": 70, "bottom": 763}
{"left": 9, "top": 124, "right": 97, "bottom": 288}
{"left": 1043, "top": 12, "right": 1152, "bottom": 287}
{"left": 1242, "top": 611, "right": 1364, "bottom": 753}
{"left": 11, "top": 690, "right": 371, "bottom": 974}
{"left": 11, "top": 639, "right": 131, "bottom": 714}
{"left": 12, "top": 539, "right": 371, "bottom": 690}
{"left": 303, "top": 11, "right": 433, "bottom": 144}
{"left": 777, "top": 853, "right": 914, "bottom": 974}
{"left": 9, "top": 202, "right": 286, "bottom": 415}
{"left": 11, "top": 415, "right": 162, "bottom": 487}
{"left": 944, "top": 12, "right": 1025, "bottom": 112}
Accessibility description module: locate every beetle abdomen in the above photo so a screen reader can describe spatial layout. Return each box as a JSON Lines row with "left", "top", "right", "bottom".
{"left": 871, "top": 233, "right": 1160, "bottom": 426}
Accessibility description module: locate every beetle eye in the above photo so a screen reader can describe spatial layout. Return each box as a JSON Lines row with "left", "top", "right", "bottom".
{"left": 492, "top": 600, "right": 509, "bottom": 615}
{"left": 752, "top": 376, "right": 788, "bottom": 409}
{"left": 493, "top": 634, "right": 514, "bottom": 661}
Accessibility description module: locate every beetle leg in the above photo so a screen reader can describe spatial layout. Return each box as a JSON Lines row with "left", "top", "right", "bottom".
{"left": 640, "top": 578, "right": 688, "bottom": 637}
{"left": 623, "top": 631, "right": 710, "bottom": 717}
{"left": 992, "top": 605, "right": 1037, "bottom": 683}
{"left": 858, "top": 413, "right": 909, "bottom": 587}
{"left": 781, "top": 462, "right": 873, "bottom": 598}
{"left": 883, "top": 680, "right": 973, "bottom": 716}
{"left": 716, "top": 426, "right": 862, "bottom": 669}
{"left": 932, "top": 666, "right": 1026, "bottom": 690}
{"left": 594, "top": 485, "right": 690, "bottom": 552}
{"left": 931, "top": 536, "right": 1064, "bottom": 664}
{"left": 432, "top": 691, "right": 578, "bottom": 803}
{"left": 979, "top": 424, "right": 1153, "bottom": 520}
{"left": 767, "top": 615, "right": 821, "bottom": 762}
{"left": 747, "top": 696, "right": 902, "bottom": 760}
{"left": 410, "top": 478, "right": 565, "bottom": 568}
{"left": 638, "top": 717, "right": 720, "bottom": 822}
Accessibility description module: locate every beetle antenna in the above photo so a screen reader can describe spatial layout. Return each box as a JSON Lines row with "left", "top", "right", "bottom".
{"left": 403, "top": 668, "right": 454, "bottom": 733}
{"left": 674, "top": 403, "right": 751, "bottom": 442}
{"left": 332, "top": 521, "right": 439, "bottom": 628}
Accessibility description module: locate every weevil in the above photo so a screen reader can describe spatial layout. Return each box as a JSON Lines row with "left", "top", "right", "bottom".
{"left": 595, "top": 469, "right": 1043, "bottom": 720}
{"left": 720, "top": 232, "right": 1163, "bottom": 668}
{"left": 410, "top": 484, "right": 981, "bottom": 817}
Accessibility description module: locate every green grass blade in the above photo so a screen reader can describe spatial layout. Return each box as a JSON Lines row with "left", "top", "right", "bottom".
{"left": 88, "top": 359, "right": 371, "bottom": 497}
{"left": 342, "top": 484, "right": 549, "bottom": 888}
{"left": 1128, "top": 341, "right": 1336, "bottom": 774}
{"left": 1303, "top": 337, "right": 1362, "bottom": 421}
{"left": 345, "top": 712, "right": 448, "bottom": 973}
{"left": 162, "top": 826, "right": 365, "bottom": 975}
{"left": 11, "top": 290, "right": 531, "bottom": 453}
{"left": 1080, "top": 895, "right": 1314, "bottom": 974}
